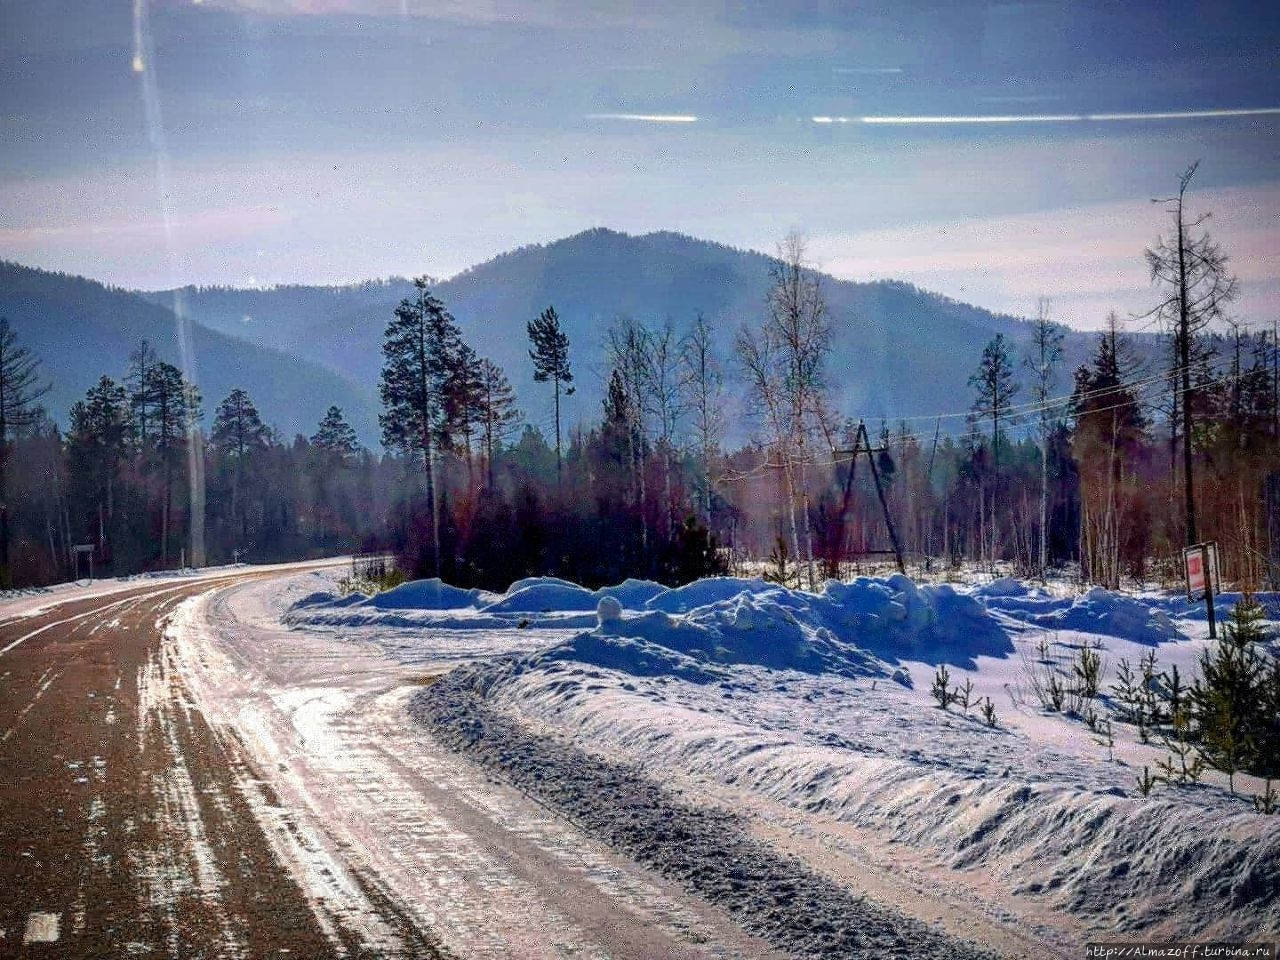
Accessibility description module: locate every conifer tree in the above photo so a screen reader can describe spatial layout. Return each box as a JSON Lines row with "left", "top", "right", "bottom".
{"left": 1193, "top": 597, "right": 1271, "bottom": 793}
{"left": 380, "top": 277, "right": 463, "bottom": 576}
{"left": 67, "top": 376, "right": 129, "bottom": 561}
{"left": 476, "top": 358, "right": 521, "bottom": 490}
{"left": 1145, "top": 162, "right": 1238, "bottom": 545}
{"left": 212, "top": 388, "right": 269, "bottom": 546}
{"left": 0, "top": 317, "right": 48, "bottom": 587}
{"left": 527, "top": 305, "right": 573, "bottom": 490}
{"left": 127, "top": 356, "right": 199, "bottom": 567}
{"left": 311, "top": 405, "right": 359, "bottom": 459}
{"left": 968, "top": 333, "right": 1019, "bottom": 565}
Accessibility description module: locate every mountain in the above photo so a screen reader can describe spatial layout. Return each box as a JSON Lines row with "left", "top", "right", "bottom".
{"left": 0, "top": 261, "right": 379, "bottom": 444}
{"left": 147, "top": 229, "right": 1108, "bottom": 440}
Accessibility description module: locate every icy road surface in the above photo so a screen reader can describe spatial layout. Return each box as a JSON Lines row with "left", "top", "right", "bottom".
{"left": 176, "top": 572, "right": 794, "bottom": 959}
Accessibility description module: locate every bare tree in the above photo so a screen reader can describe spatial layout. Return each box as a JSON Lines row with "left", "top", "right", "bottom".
{"left": 1024, "top": 298, "right": 1064, "bottom": 577}
{"left": 645, "top": 318, "right": 685, "bottom": 539}
{"left": 680, "top": 312, "right": 725, "bottom": 521}
{"left": 736, "top": 233, "right": 834, "bottom": 587}
{"left": 606, "top": 316, "right": 653, "bottom": 555}
{"left": 1145, "top": 161, "right": 1238, "bottom": 545}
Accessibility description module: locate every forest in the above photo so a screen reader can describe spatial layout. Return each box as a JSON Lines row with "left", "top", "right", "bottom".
{"left": 1, "top": 176, "right": 1277, "bottom": 593}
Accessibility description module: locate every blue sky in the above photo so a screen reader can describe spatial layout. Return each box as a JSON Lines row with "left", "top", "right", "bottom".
{"left": 1, "top": 0, "right": 1276, "bottom": 330}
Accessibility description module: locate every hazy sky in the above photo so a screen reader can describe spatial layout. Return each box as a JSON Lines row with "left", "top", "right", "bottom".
{"left": 2, "top": 0, "right": 1277, "bottom": 330}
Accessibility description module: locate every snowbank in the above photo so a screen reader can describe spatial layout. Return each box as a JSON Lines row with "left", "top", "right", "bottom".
{"left": 366, "top": 578, "right": 484, "bottom": 610}
{"left": 984, "top": 586, "right": 1179, "bottom": 645}
{"left": 482, "top": 580, "right": 599, "bottom": 613}
{"left": 644, "top": 577, "right": 773, "bottom": 613}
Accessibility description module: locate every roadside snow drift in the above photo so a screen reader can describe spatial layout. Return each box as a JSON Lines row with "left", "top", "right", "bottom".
{"left": 293, "top": 571, "right": 1280, "bottom": 943}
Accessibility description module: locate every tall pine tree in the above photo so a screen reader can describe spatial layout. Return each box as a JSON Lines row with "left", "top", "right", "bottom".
{"left": 527, "top": 305, "right": 573, "bottom": 490}
{"left": 380, "top": 277, "right": 463, "bottom": 577}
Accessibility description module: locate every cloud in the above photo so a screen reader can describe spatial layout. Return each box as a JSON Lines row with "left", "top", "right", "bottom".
{"left": 806, "top": 186, "right": 1280, "bottom": 330}
{"left": 585, "top": 113, "right": 698, "bottom": 123}
{"left": 849, "top": 107, "right": 1280, "bottom": 125}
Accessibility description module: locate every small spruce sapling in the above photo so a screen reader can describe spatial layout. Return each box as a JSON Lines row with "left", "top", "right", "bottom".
{"left": 1193, "top": 598, "right": 1270, "bottom": 795}
{"left": 1094, "top": 716, "right": 1115, "bottom": 762}
{"left": 980, "top": 696, "right": 998, "bottom": 728}
{"left": 932, "top": 665, "right": 954, "bottom": 710}
{"left": 1156, "top": 706, "right": 1205, "bottom": 785}
{"left": 1074, "top": 641, "right": 1104, "bottom": 699}
{"left": 1140, "top": 649, "right": 1162, "bottom": 729}
{"left": 1136, "top": 766, "right": 1158, "bottom": 797}
{"left": 1255, "top": 781, "right": 1279, "bottom": 815}
{"left": 1111, "top": 657, "right": 1144, "bottom": 726}
{"left": 956, "top": 677, "right": 975, "bottom": 713}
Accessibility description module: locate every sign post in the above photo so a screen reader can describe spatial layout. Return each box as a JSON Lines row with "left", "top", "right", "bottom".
{"left": 72, "top": 543, "right": 94, "bottom": 583}
{"left": 1183, "top": 541, "right": 1220, "bottom": 639}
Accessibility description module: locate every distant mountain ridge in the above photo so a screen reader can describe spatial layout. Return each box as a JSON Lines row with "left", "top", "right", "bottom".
{"left": 144, "top": 228, "right": 1102, "bottom": 439}
{"left": 0, "top": 260, "right": 379, "bottom": 443}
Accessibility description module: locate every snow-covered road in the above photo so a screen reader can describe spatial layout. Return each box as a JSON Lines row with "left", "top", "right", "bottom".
{"left": 177, "top": 572, "right": 794, "bottom": 959}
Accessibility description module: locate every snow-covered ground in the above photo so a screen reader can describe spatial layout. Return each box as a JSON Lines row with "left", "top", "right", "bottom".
{"left": 291, "top": 572, "right": 1280, "bottom": 949}
{"left": 0, "top": 556, "right": 351, "bottom": 623}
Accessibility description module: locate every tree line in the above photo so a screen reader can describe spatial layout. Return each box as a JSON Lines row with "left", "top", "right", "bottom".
{"left": 0, "top": 163, "right": 1275, "bottom": 592}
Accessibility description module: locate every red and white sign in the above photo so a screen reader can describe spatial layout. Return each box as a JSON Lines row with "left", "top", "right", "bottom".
{"left": 1183, "top": 542, "right": 1220, "bottom": 600}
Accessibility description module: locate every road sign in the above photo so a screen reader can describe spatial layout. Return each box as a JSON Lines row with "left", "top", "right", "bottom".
{"left": 1183, "top": 541, "right": 1220, "bottom": 639}
{"left": 1183, "top": 541, "right": 1220, "bottom": 600}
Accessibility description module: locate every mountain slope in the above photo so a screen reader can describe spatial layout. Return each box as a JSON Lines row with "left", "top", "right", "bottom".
{"left": 148, "top": 229, "right": 1107, "bottom": 437}
{"left": 0, "top": 261, "right": 379, "bottom": 444}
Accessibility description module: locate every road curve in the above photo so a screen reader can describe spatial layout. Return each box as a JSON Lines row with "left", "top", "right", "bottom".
{"left": 0, "top": 566, "right": 790, "bottom": 959}
{"left": 0, "top": 566, "right": 396, "bottom": 958}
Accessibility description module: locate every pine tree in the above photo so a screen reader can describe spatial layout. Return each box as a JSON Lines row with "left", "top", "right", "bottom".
{"left": 527, "top": 305, "right": 573, "bottom": 490}
{"left": 476, "top": 358, "right": 521, "bottom": 490}
{"left": 380, "top": 277, "right": 463, "bottom": 577}
{"left": 67, "top": 376, "right": 129, "bottom": 564}
{"left": 212, "top": 388, "right": 269, "bottom": 547}
{"left": 969, "top": 333, "right": 1020, "bottom": 482}
{"left": 1192, "top": 597, "right": 1270, "bottom": 793}
{"left": 968, "top": 333, "right": 1019, "bottom": 565}
{"left": 0, "top": 317, "right": 49, "bottom": 587}
{"left": 443, "top": 341, "right": 485, "bottom": 481}
{"left": 146, "top": 362, "right": 201, "bottom": 563}
{"left": 311, "top": 406, "right": 360, "bottom": 459}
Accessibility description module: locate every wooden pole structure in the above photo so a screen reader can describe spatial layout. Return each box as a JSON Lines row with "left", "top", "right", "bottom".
{"left": 833, "top": 421, "right": 906, "bottom": 574}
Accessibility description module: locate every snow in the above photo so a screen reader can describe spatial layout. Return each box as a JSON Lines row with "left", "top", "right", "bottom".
{"left": 483, "top": 580, "right": 599, "bottom": 613}
{"left": 980, "top": 585, "right": 1180, "bottom": 645}
{"left": 292, "top": 571, "right": 1280, "bottom": 945}
{"left": 366, "top": 578, "right": 487, "bottom": 610}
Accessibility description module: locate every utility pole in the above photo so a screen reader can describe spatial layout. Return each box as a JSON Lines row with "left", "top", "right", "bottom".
{"left": 833, "top": 420, "right": 905, "bottom": 574}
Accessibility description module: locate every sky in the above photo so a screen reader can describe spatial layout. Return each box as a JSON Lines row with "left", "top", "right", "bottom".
{"left": 1, "top": 0, "right": 1277, "bottom": 331}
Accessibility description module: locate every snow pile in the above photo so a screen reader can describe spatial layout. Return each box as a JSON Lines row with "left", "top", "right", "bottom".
{"left": 644, "top": 577, "right": 772, "bottom": 613}
{"left": 983, "top": 585, "right": 1179, "bottom": 645}
{"left": 482, "top": 580, "right": 599, "bottom": 613}
{"left": 367, "top": 578, "right": 485, "bottom": 610}
{"left": 537, "top": 603, "right": 885, "bottom": 683}
{"left": 289, "top": 571, "right": 1012, "bottom": 671}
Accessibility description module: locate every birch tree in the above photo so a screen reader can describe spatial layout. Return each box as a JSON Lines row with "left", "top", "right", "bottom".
{"left": 1025, "top": 298, "right": 1064, "bottom": 577}
{"left": 736, "top": 233, "right": 833, "bottom": 587}
{"left": 680, "top": 312, "right": 725, "bottom": 521}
